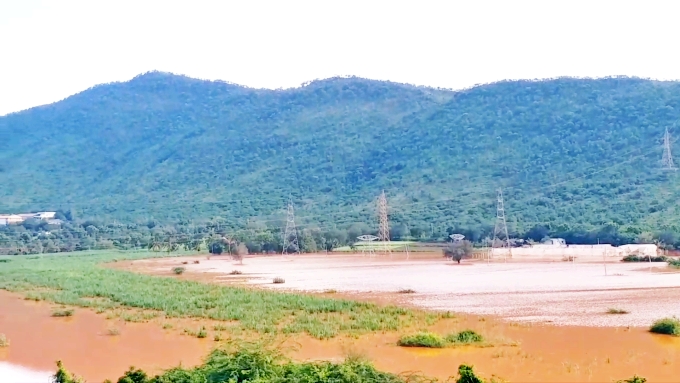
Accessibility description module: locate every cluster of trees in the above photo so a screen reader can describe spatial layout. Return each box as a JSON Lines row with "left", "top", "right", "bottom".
{"left": 4, "top": 74, "right": 680, "bottom": 249}
{"left": 3, "top": 208, "right": 680, "bottom": 256}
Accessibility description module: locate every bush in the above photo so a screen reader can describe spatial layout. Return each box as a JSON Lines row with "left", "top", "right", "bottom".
{"left": 456, "top": 364, "right": 484, "bottom": 383}
{"left": 197, "top": 327, "right": 208, "bottom": 338}
{"left": 397, "top": 288, "right": 416, "bottom": 294}
{"left": 58, "top": 345, "right": 435, "bottom": 383}
{"left": 650, "top": 317, "right": 680, "bottom": 336}
{"left": 51, "top": 308, "right": 74, "bottom": 317}
{"left": 0, "top": 333, "right": 9, "bottom": 347}
{"left": 172, "top": 267, "right": 185, "bottom": 275}
{"left": 607, "top": 308, "right": 629, "bottom": 314}
{"left": 447, "top": 330, "right": 484, "bottom": 344}
{"left": 229, "top": 270, "right": 243, "bottom": 275}
{"left": 616, "top": 376, "right": 647, "bottom": 383}
{"left": 668, "top": 258, "right": 680, "bottom": 268}
{"left": 622, "top": 254, "right": 667, "bottom": 262}
{"left": 397, "top": 332, "right": 446, "bottom": 348}
{"left": 272, "top": 277, "right": 285, "bottom": 284}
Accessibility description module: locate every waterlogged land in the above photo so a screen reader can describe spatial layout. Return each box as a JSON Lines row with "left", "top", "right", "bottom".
{"left": 1, "top": 251, "right": 680, "bottom": 382}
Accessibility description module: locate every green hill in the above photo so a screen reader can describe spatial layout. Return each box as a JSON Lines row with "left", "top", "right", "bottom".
{"left": 2, "top": 72, "right": 680, "bottom": 251}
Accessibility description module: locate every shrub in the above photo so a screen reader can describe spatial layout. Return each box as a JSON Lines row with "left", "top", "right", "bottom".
{"left": 193, "top": 260, "right": 200, "bottom": 264}
{"left": 106, "top": 327, "right": 120, "bottom": 336}
{"left": 272, "top": 277, "right": 285, "bottom": 284}
{"left": 52, "top": 361, "right": 85, "bottom": 383}
{"left": 668, "top": 258, "right": 680, "bottom": 268}
{"left": 456, "top": 364, "right": 484, "bottom": 383}
{"left": 0, "top": 333, "right": 9, "bottom": 347}
{"left": 213, "top": 324, "right": 228, "bottom": 331}
{"left": 229, "top": 270, "right": 243, "bottom": 275}
{"left": 397, "top": 288, "right": 416, "bottom": 294}
{"left": 622, "top": 254, "right": 667, "bottom": 262}
{"left": 650, "top": 317, "right": 680, "bottom": 336}
{"left": 397, "top": 332, "right": 446, "bottom": 348}
{"left": 447, "top": 330, "right": 484, "bottom": 344}
{"left": 172, "top": 267, "right": 185, "bottom": 275}
{"left": 196, "top": 326, "right": 208, "bottom": 338}
{"left": 616, "top": 376, "right": 647, "bottom": 383}
{"left": 51, "top": 308, "right": 74, "bottom": 317}
{"left": 607, "top": 308, "right": 629, "bottom": 314}
{"left": 58, "top": 345, "right": 434, "bottom": 383}
{"left": 443, "top": 240, "right": 474, "bottom": 263}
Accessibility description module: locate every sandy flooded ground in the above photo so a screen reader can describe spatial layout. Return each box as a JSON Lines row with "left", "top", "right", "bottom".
{"left": 0, "top": 290, "right": 213, "bottom": 382}
{"left": 128, "top": 253, "right": 680, "bottom": 327}
{"left": 4, "top": 253, "right": 680, "bottom": 382}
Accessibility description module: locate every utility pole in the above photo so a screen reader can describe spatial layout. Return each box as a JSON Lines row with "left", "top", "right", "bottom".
{"left": 377, "top": 190, "right": 391, "bottom": 256}
{"left": 282, "top": 195, "right": 300, "bottom": 256}
{"left": 662, "top": 127, "right": 677, "bottom": 170}
{"left": 492, "top": 188, "right": 512, "bottom": 262}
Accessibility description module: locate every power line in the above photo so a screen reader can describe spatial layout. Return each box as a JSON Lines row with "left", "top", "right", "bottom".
{"left": 377, "top": 190, "right": 390, "bottom": 255}
{"left": 662, "top": 127, "right": 676, "bottom": 171}
{"left": 491, "top": 188, "right": 512, "bottom": 261}
{"left": 282, "top": 195, "right": 300, "bottom": 256}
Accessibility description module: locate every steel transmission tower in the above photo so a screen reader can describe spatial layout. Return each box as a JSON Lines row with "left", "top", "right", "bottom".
{"left": 492, "top": 188, "right": 512, "bottom": 261}
{"left": 377, "top": 190, "right": 391, "bottom": 255}
{"left": 662, "top": 127, "right": 677, "bottom": 170}
{"left": 282, "top": 196, "right": 300, "bottom": 255}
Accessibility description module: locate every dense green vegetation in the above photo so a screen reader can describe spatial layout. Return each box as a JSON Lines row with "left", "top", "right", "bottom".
{"left": 397, "top": 330, "right": 485, "bottom": 348}
{"left": 649, "top": 317, "right": 680, "bottom": 336}
{"left": 4, "top": 73, "right": 680, "bottom": 253}
{"left": 53, "top": 344, "right": 489, "bottom": 383}
{"left": 0, "top": 251, "right": 445, "bottom": 339}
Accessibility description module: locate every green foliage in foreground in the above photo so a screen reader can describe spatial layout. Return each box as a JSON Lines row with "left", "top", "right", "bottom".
{"left": 55, "top": 344, "right": 489, "bottom": 383}
{"left": 668, "top": 258, "right": 680, "bottom": 268}
{"left": 649, "top": 317, "right": 680, "bottom": 336}
{"left": 0, "top": 251, "right": 434, "bottom": 339}
{"left": 397, "top": 330, "right": 484, "bottom": 348}
{"left": 616, "top": 376, "right": 647, "bottom": 383}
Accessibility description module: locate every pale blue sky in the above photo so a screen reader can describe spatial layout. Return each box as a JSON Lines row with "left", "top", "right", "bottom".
{"left": 1, "top": 0, "right": 678, "bottom": 116}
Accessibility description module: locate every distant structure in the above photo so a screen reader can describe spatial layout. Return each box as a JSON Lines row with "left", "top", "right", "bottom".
{"left": 357, "top": 235, "right": 379, "bottom": 257}
{"left": 491, "top": 188, "right": 512, "bottom": 261}
{"left": 662, "top": 127, "right": 677, "bottom": 170}
{"left": 282, "top": 196, "right": 300, "bottom": 255}
{"left": 377, "top": 190, "right": 391, "bottom": 255}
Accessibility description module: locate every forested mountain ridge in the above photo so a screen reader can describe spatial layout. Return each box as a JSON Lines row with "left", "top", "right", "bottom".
{"left": 2, "top": 72, "right": 680, "bottom": 248}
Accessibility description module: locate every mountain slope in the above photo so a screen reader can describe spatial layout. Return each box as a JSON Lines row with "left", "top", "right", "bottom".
{"left": 2, "top": 72, "right": 680, "bottom": 240}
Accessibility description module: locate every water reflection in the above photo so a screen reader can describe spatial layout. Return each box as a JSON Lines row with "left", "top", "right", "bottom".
{"left": 0, "top": 361, "right": 52, "bottom": 383}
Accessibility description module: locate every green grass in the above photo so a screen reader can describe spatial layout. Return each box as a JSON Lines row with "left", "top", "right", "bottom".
{"left": 668, "top": 258, "right": 680, "bottom": 268}
{"left": 397, "top": 330, "right": 485, "bottom": 348}
{"left": 397, "top": 332, "right": 447, "bottom": 348}
{"left": 649, "top": 317, "right": 680, "bottom": 336}
{"left": 0, "top": 251, "right": 431, "bottom": 339}
{"left": 54, "top": 342, "right": 486, "bottom": 383}
{"left": 445, "top": 329, "right": 484, "bottom": 345}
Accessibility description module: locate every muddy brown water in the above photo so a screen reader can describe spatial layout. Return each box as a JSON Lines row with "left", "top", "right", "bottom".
{"left": 0, "top": 291, "right": 212, "bottom": 382}
{"left": 3, "top": 253, "right": 680, "bottom": 382}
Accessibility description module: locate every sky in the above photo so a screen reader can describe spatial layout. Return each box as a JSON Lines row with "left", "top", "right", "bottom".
{"left": 1, "top": 0, "right": 679, "bottom": 116}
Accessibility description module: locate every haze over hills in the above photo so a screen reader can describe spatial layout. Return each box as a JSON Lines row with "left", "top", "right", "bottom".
{"left": 2, "top": 72, "right": 680, "bottom": 244}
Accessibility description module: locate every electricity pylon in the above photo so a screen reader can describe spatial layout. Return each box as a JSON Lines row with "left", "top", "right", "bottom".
{"left": 282, "top": 196, "right": 300, "bottom": 256}
{"left": 492, "top": 188, "right": 512, "bottom": 261}
{"left": 377, "top": 190, "right": 391, "bottom": 255}
{"left": 662, "top": 127, "right": 677, "bottom": 170}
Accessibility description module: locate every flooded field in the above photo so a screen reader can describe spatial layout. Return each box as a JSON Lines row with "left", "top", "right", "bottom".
{"left": 3, "top": 252, "right": 680, "bottom": 382}
{"left": 0, "top": 290, "right": 212, "bottom": 382}
{"left": 128, "top": 253, "right": 680, "bottom": 327}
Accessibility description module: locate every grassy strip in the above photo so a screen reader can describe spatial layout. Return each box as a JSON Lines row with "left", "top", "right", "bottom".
{"left": 397, "top": 330, "right": 485, "bottom": 348}
{"left": 54, "top": 342, "right": 488, "bottom": 383}
{"left": 0, "top": 251, "right": 443, "bottom": 339}
{"left": 649, "top": 317, "right": 680, "bottom": 336}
